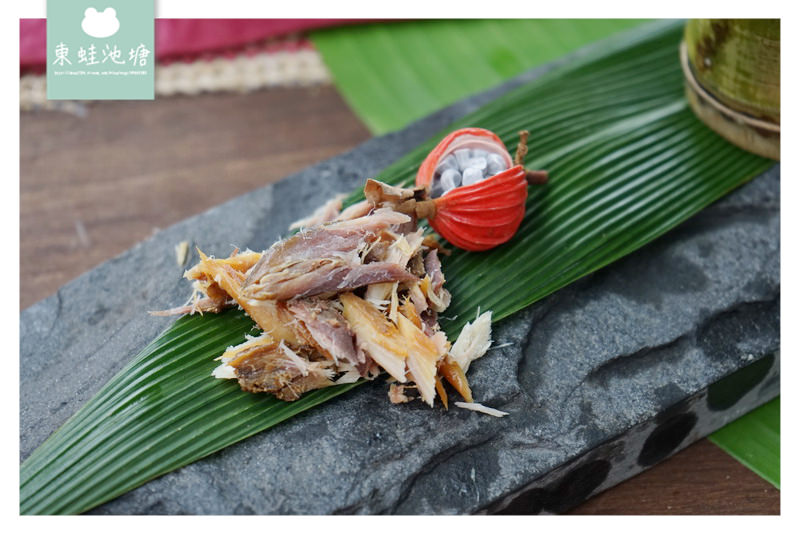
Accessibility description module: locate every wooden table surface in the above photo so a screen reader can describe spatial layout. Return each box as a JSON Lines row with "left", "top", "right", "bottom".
{"left": 19, "top": 87, "right": 779, "bottom": 515}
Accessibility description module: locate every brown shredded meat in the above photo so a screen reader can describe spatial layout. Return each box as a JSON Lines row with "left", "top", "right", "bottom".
{"left": 235, "top": 346, "right": 334, "bottom": 401}
{"left": 157, "top": 180, "right": 484, "bottom": 408}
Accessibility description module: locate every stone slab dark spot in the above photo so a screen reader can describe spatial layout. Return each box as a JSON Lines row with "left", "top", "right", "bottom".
{"left": 707, "top": 353, "right": 776, "bottom": 411}
{"left": 638, "top": 412, "right": 698, "bottom": 467}
{"left": 544, "top": 460, "right": 612, "bottom": 513}
{"left": 494, "top": 459, "right": 611, "bottom": 515}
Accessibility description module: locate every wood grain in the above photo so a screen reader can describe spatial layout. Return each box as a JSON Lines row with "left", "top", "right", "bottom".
{"left": 20, "top": 86, "right": 372, "bottom": 309}
{"left": 19, "top": 86, "right": 778, "bottom": 514}
{"left": 571, "top": 439, "right": 779, "bottom": 514}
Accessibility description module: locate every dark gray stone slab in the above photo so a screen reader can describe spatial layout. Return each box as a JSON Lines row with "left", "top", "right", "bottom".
{"left": 20, "top": 25, "right": 779, "bottom": 514}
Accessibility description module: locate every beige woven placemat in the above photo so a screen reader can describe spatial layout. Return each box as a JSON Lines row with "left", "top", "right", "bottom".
{"left": 20, "top": 39, "right": 332, "bottom": 111}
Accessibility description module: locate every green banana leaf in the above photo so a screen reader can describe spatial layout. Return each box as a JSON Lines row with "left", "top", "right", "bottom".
{"left": 20, "top": 20, "right": 774, "bottom": 514}
{"left": 709, "top": 398, "right": 780, "bottom": 488}
{"left": 314, "top": 18, "right": 780, "bottom": 490}
{"left": 312, "top": 19, "right": 646, "bottom": 134}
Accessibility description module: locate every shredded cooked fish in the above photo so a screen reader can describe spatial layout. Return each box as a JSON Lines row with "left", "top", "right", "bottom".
{"left": 175, "top": 240, "right": 190, "bottom": 267}
{"left": 288, "top": 194, "right": 347, "bottom": 230}
{"left": 155, "top": 179, "right": 500, "bottom": 410}
{"left": 448, "top": 310, "right": 493, "bottom": 373}
{"left": 454, "top": 402, "right": 509, "bottom": 417}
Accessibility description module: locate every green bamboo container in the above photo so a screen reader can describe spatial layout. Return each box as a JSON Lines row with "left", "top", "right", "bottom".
{"left": 681, "top": 19, "right": 780, "bottom": 160}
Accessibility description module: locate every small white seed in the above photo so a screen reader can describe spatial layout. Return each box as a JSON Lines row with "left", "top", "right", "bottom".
{"left": 487, "top": 153, "right": 507, "bottom": 175}
{"left": 440, "top": 168, "right": 462, "bottom": 193}
{"left": 454, "top": 149, "right": 471, "bottom": 169}
{"left": 442, "top": 168, "right": 462, "bottom": 187}
{"left": 465, "top": 157, "right": 487, "bottom": 171}
{"left": 462, "top": 167, "right": 484, "bottom": 186}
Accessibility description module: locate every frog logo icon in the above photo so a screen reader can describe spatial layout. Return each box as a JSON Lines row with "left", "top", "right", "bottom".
{"left": 81, "top": 7, "right": 120, "bottom": 38}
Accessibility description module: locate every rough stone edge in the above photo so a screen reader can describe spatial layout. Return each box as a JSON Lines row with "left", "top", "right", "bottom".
{"left": 483, "top": 352, "right": 780, "bottom": 514}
